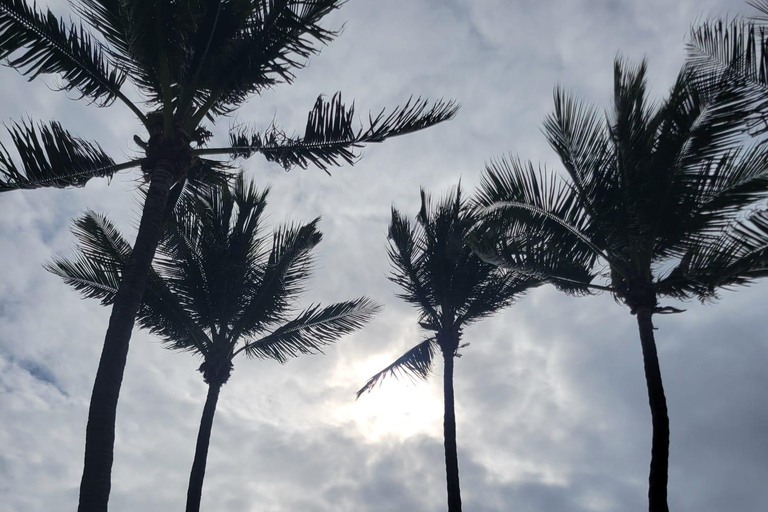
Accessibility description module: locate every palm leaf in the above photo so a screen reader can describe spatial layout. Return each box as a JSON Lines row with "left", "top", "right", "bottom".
{"left": 0, "top": 119, "right": 130, "bottom": 192}
{"left": 475, "top": 156, "right": 609, "bottom": 268}
{"left": 241, "top": 297, "right": 381, "bottom": 363}
{"left": 232, "top": 218, "right": 323, "bottom": 338}
{"left": 657, "top": 209, "right": 768, "bottom": 299}
{"left": 216, "top": 93, "right": 459, "bottom": 172}
{"left": 356, "top": 338, "right": 437, "bottom": 398}
{"left": 48, "top": 210, "right": 213, "bottom": 354}
{"left": 193, "top": 0, "right": 345, "bottom": 116}
{"left": 387, "top": 205, "right": 439, "bottom": 323}
{"left": 0, "top": 0, "right": 128, "bottom": 106}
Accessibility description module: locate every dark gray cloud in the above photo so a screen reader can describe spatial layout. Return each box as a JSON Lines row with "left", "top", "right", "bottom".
{"left": 1, "top": 0, "right": 765, "bottom": 511}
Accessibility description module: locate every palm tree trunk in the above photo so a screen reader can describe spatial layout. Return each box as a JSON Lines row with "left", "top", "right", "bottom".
{"left": 186, "top": 383, "right": 222, "bottom": 512}
{"left": 635, "top": 307, "right": 670, "bottom": 512}
{"left": 78, "top": 165, "right": 174, "bottom": 512}
{"left": 442, "top": 352, "right": 462, "bottom": 512}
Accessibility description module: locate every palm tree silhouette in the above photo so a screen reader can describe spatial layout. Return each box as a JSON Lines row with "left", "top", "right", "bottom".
{"left": 0, "top": 2, "right": 456, "bottom": 508}
{"left": 473, "top": 59, "right": 768, "bottom": 512}
{"left": 357, "top": 186, "right": 538, "bottom": 512}
{"left": 49, "top": 174, "right": 380, "bottom": 512}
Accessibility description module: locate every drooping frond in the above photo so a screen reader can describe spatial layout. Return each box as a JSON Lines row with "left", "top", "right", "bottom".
{"left": 0, "top": 120, "right": 127, "bottom": 192}
{"left": 241, "top": 298, "right": 381, "bottom": 363}
{"left": 221, "top": 94, "right": 459, "bottom": 172}
{"left": 0, "top": 0, "right": 128, "bottom": 106}
{"left": 356, "top": 338, "right": 437, "bottom": 398}
{"left": 657, "top": 209, "right": 768, "bottom": 299}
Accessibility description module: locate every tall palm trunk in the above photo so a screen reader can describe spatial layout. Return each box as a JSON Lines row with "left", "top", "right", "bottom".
{"left": 78, "top": 165, "right": 174, "bottom": 512}
{"left": 186, "top": 383, "right": 222, "bottom": 512}
{"left": 442, "top": 351, "right": 462, "bottom": 512}
{"left": 635, "top": 308, "right": 670, "bottom": 512}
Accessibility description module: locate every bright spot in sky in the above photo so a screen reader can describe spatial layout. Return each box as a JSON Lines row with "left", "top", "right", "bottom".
{"left": 332, "top": 353, "right": 444, "bottom": 442}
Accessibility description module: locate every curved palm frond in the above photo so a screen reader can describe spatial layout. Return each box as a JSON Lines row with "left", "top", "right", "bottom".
{"left": 356, "top": 337, "right": 437, "bottom": 398}
{"left": 0, "top": 0, "right": 130, "bottom": 107}
{"left": 657, "top": 209, "right": 768, "bottom": 299}
{"left": 469, "top": 219, "right": 604, "bottom": 296}
{"left": 240, "top": 298, "right": 381, "bottom": 363}
{"left": 475, "top": 156, "right": 609, "bottom": 270}
{"left": 0, "top": 120, "right": 137, "bottom": 192}
{"left": 203, "top": 94, "right": 459, "bottom": 172}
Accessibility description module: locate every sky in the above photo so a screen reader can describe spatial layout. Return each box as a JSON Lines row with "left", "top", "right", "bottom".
{"left": 1, "top": 0, "right": 766, "bottom": 511}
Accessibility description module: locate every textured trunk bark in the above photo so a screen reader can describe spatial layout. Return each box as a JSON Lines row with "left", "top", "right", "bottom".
{"left": 77, "top": 165, "right": 174, "bottom": 512}
{"left": 442, "top": 352, "right": 462, "bottom": 512}
{"left": 186, "top": 383, "right": 222, "bottom": 512}
{"left": 636, "top": 308, "right": 670, "bottom": 512}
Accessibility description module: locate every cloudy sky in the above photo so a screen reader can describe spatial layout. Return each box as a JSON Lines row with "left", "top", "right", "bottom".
{"left": 1, "top": 0, "right": 766, "bottom": 511}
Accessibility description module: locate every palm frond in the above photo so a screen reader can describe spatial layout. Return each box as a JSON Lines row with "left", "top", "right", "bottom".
{"left": 48, "top": 210, "right": 212, "bottom": 355}
{"left": 469, "top": 215, "right": 601, "bottom": 296}
{"left": 232, "top": 217, "right": 323, "bottom": 338}
{"left": 688, "top": 19, "right": 762, "bottom": 84}
{"left": 0, "top": 119, "right": 125, "bottom": 192}
{"left": 657, "top": 209, "right": 768, "bottom": 299}
{"left": 543, "top": 86, "right": 617, "bottom": 218}
{"left": 0, "top": 0, "right": 128, "bottom": 106}
{"left": 475, "top": 156, "right": 608, "bottom": 268}
{"left": 241, "top": 297, "right": 381, "bottom": 363}
{"left": 356, "top": 338, "right": 437, "bottom": 398}
{"left": 219, "top": 94, "right": 459, "bottom": 172}
{"left": 387, "top": 205, "right": 439, "bottom": 323}
{"left": 193, "top": 0, "right": 345, "bottom": 116}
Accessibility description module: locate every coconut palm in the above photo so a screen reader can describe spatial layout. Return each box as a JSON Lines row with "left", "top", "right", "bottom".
{"left": 0, "top": 1, "right": 456, "bottom": 508}
{"left": 357, "top": 187, "right": 538, "bottom": 512}
{"left": 472, "top": 59, "right": 768, "bottom": 512}
{"left": 48, "top": 174, "right": 380, "bottom": 512}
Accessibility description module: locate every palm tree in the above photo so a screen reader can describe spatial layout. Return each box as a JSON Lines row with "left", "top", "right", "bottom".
{"left": 356, "top": 187, "right": 538, "bottom": 512}
{"left": 0, "top": 2, "right": 456, "bottom": 509}
{"left": 48, "top": 174, "right": 380, "bottom": 512}
{"left": 472, "top": 59, "right": 768, "bottom": 512}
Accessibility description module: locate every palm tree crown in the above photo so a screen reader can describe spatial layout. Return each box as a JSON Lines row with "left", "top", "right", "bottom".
{"left": 473, "top": 58, "right": 768, "bottom": 512}
{"left": 359, "top": 187, "right": 536, "bottom": 393}
{"left": 0, "top": 0, "right": 458, "bottom": 193}
{"left": 475, "top": 59, "right": 768, "bottom": 307}
{"left": 49, "top": 174, "right": 379, "bottom": 385}
{"left": 358, "top": 186, "right": 538, "bottom": 512}
{"left": 49, "top": 174, "right": 380, "bottom": 511}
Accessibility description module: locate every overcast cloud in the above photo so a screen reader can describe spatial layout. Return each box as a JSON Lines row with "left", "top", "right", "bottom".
{"left": 1, "top": 0, "right": 766, "bottom": 511}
